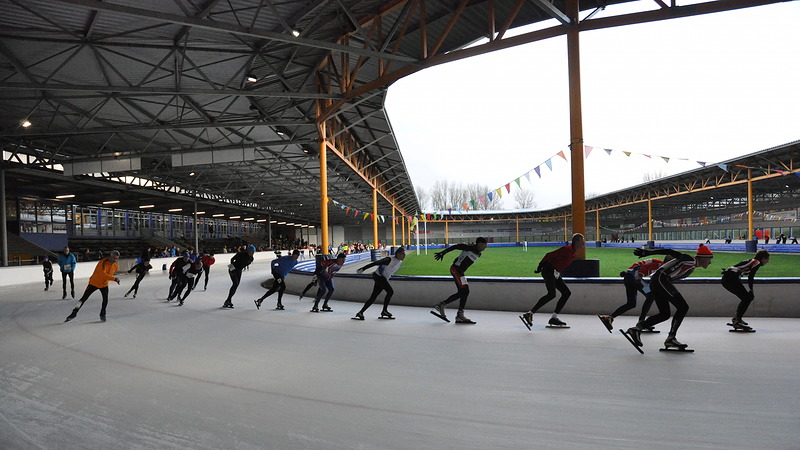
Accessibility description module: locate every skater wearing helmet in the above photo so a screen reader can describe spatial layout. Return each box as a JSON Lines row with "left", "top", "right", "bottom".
{"left": 722, "top": 249, "right": 770, "bottom": 331}
{"left": 222, "top": 244, "right": 255, "bottom": 308}
{"left": 624, "top": 244, "right": 714, "bottom": 350}
{"left": 311, "top": 253, "right": 347, "bottom": 312}
{"left": 430, "top": 237, "right": 488, "bottom": 324}
{"left": 352, "top": 246, "right": 406, "bottom": 320}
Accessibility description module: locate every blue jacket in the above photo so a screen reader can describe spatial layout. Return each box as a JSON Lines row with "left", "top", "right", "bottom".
{"left": 57, "top": 253, "right": 77, "bottom": 273}
{"left": 271, "top": 255, "right": 298, "bottom": 278}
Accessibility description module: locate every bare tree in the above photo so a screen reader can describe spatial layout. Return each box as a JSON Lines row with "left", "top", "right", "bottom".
{"left": 642, "top": 170, "right": 668, "bottom": 182}
{"left": 428, "top": 180, "right": 503, "bottom": 211}
{"left": 513, "top": 188, "right": 537, "bottom": 209}
{"left": 415, "top": 186, "right": 430, "bottom": 211}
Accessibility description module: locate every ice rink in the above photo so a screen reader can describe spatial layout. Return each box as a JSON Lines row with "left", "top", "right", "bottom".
{"left": 2, "top": 258, "right": 798, "bottom": 449}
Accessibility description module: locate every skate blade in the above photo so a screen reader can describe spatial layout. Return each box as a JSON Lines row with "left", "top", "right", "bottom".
{"left": 546, "top": 325, "right": 570, "bottom": 329}
{"left": 619, "top": 329, "right": 644, "bottom": 354}
{"left": 351, "top": 316, "right": 365, "bottom": 321}
{"left": 378, "top": 316, "right": 395, "bottom": 320}
{"left": 597, "top": 315, "right": 613, "bottom": 333}
{"left": 729, "top": 328, "right": 756, "bottom": 333}
{"left": 455, "top": 320, "right": 476, "bottom": 325}
{"left": 639, "top": 329, "right": 660, "bottom": 334}
{"left": 430, "top": 311, "right": 450, "bottom": 323}
{"left": 659, "top": 347, "right": 694, "bottom": 353}
{"left": 518, "top": 315, "right": 532, "bottom": 331}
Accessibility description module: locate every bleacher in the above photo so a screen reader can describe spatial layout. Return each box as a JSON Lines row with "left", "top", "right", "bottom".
{"left": 67, "top": 237, "right": 150, "bottom": 261}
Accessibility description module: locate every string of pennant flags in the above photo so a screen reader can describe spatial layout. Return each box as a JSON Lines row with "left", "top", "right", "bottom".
{"left": 446, "top": 144, "right": 800, "bottom": 215}
{"left": 328, "top": 144, "right": 799, "bottom": 226}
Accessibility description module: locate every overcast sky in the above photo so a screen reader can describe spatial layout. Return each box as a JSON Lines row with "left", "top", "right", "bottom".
{"left": 384, "top": 2, "right": 800, "bottom": 212}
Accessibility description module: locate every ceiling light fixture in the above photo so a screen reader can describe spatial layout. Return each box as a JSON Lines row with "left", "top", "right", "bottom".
{"left": 55, "top": 194, "right": 75, "bottom": 199}
{"left": 246, "top": 74, "right": 258, "bottom": 83}
{"left": 196, "top": 211, "right": 206, "bottom": 215}
{"left": 291, "top": 29, "right": 300, "bottom": 37}
{"left": 102, "top": 200, "right": 120, "bottom": 205}
{"left": 21, "top": 120, "right": 32, "bottom": 128}
{"left": 212, "top": 213, "right": 224, "bottom": 217}
{"left": 139, "top": 205, "right": 155, "bottom": 209}
{"left": 168, "top": 208, "right": 182, "bottom": 212}
{"left": 229, "top": 216, "right": 241, "bottom": 219}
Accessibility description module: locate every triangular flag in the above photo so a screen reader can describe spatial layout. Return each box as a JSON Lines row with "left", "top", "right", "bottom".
{"left": 495, "top": 188, "right": 502, "bottom": 198}
{"left": 795, "top": 172, "right": 800, "bottom": 179}
{"left": 448, "top": 208, "right": 452, "bottom": 215}
{"left": 345, "top": 207, "right": 350, "bottom": 215}
{"left": 584, "top": 145, "right": 593, "bottom": 158}
{"left": 545, "top": 159, "right": 553, "bottom": 170}
{"left": 698, "top": 161, "right": 706, "bottom": 167}
{"left": 642, "top": 154, "right": 652, "bottom": 159}
{"left": 505, "top": 183, "right": 511, "bottom": 193}
{"left": 524, "top": 172, "right": 531, "bottom": 183}
{"left": 470, "top": 200, "right": 476, "bottom": 209}
{"left": 487, "top": 192, "right": 493, "bottom": 201}
{"left": 462, "top": 203, "right": 469, "bottom": 212}
{"left": 604, "top": 148, "right": 613, "bottom": 156}
{"left": 557, "top": 151, "right": 567, "bottom": 161}
{"left": 661, "top": 156, "right": 670, "bottom": 163}
{"left": 717, "top": 163, "right": 729, "bottom": 172}
{"left": 479, "top": 196, "right": 486, "bottom": 207}
{"left": 327, "top": 197, "right": 332, "bottom": 204}
{"left": 534, "top": 167, "right": 541, "bottom": 178}
{"left": 623, "top": 152, "right": 631, "bottom": 157}
{"left": 514, "top": 178, "right": 521, "bottom": 188}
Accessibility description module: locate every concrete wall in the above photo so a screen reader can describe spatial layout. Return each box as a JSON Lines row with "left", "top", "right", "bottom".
{"left": 285, "top": 269, "right": 800, "bottom": 318}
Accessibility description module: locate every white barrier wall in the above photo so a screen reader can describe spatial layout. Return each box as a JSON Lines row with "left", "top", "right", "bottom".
{"left": 0, "top": 251, "right": 278, "bottom": 288}
{"left": 286, "top": 272, "right": 800, "bottom": 318}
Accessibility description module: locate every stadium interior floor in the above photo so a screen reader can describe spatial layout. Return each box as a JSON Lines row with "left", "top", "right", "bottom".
{"left": 1, "top": 258, "right": 798, "bottom": 449}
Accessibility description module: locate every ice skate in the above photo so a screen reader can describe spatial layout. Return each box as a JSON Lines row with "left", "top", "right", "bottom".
{"left": 62, "top": 292, "right": 67, "bottom": 300}
{"left": 275, "top": 304, "right": 284, "bottom": 310}
{"left": 727, "top": 318, "right": 755, "bottom": 333}
{"left": 351, "top": 312, "right": 365, "bottom": 321}
{"left": 663, "top": 336, "right": 688, "bottom": 349}
{"left": 310, "top": 306, "right": 319, "bottom": 313}
{"left": 124, "top": 291, "right": 130, "bottom": 298}
{"left": 546, "top": 317, "right": 569, "bottom": 328}
{"left": 99, "top": 314, "right": 106, "bottom": 322}
{"left": 44, "top": 285, "right": 49, "bottom": 291}
{"left": 620, "top": 328, "right": 644, "bottom": 354}
{"left": 321, "top": 305, "right": 333, "bottom": 312}
{"left": 65, "top": 309, "right": 78, "bottom": 322}
{"left": 455, "top": 311, "right": 476, "bottom": 324}
{"left": 626, "top": 327, "right": 643, "bottom": 346}
{"left": 71, "top": 290, "right": 75, "bottom": 298}
{"left": 430, "top": 303, "right": 449, "bottom": 322}
{"left": 178, "top": 300, "right": 184, "bottom": 306}
{"left": 519, "top": 312, "right": 533, "bottom": 331}
{"left": 597, "top": 314, "right": 614, "bottom": 333}
{"left": 254, "top": 299, "right": 261, "bottom": 310}
{"left": 379, "top": 311, "right": 395, "bottom": 320}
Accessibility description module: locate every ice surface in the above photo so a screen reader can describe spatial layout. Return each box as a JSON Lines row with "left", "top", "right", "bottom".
{"left": 1, "top": 259, "right": 798, "bottom": 449}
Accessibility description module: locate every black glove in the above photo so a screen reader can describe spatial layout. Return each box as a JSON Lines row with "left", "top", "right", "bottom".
{"left": 633, "top": 248, "right": 648, "bottom": 258}
{"left": 434, "top": 251, "right": 445, "bottom": 261}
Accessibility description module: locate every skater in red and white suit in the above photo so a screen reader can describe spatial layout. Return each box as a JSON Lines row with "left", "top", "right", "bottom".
{"left": 626, "top": 245, "right": 714, "bottom": 349}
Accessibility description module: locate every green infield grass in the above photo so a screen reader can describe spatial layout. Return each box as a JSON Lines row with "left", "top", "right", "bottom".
{"left": 395, "top": 246, "right": 800, "bottom": 278}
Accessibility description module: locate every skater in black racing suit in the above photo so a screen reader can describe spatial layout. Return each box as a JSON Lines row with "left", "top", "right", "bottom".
{"left": 430, "top": 237, "right": 488, "bottom": 324}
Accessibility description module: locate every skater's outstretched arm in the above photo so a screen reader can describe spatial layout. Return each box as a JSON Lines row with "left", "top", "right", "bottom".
{"left": 356, "top": 257, "right": 390, "bottom": 274}
{"left": 434, "top": 244, "right": 470, "bottom": 261}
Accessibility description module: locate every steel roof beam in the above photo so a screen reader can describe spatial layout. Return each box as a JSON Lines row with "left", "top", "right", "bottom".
{"left": 52, "top": 0, "right": 419, "bottom": 64}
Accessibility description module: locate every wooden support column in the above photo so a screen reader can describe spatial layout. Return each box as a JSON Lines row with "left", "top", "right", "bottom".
{"left": 391, "top": 206, "right": 397, "bottom": 247}
{"left": 747, "top": 169, "right": 754, "bottom": 241}
{"left": 515, "top": 218, "right": 520, "bottom": 243}
{"left": 319, "top": 123, "right": 329, "bottom": 255}
{"left": 647, "top": 197, "right": 653, "bottom": 242}
{"left": 566, "top": 0, "right": 586, "bottom": 258}
{"left": 596, "top": 209, "right": 601, "bottom": 243}
{"left": 401, "top": 214, "right": 405, "bottom": 246}
{"left": 445, "top": 220, "right": 449, "bottom": 244}
{"left": 372, "top": 188, "right": 379, "bottom": 248}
